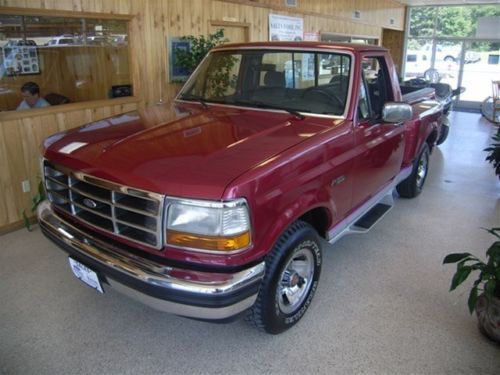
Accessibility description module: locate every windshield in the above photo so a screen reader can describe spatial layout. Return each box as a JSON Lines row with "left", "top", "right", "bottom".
{"left": 178, "top": 49, "right": 352, "bottom": 116}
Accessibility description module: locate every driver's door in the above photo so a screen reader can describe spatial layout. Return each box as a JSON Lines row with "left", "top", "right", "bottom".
{"left": 350, "top": 55, "right": 405, "bottom": 209}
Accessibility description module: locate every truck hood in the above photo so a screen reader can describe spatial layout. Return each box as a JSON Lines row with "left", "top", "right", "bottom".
{"left": 43, "top": 103, "right": 328, "bottom": 199}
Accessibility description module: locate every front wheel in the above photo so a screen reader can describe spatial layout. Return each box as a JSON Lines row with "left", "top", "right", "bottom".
{"left": 397, "top": 143, "right": 430, "bottom": 198}
{"left": 246, "top": 221, "right": 322, "bottom": 334}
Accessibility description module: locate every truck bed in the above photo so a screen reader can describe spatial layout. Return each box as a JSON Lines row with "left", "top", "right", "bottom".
{"left": 401, "top": 86, "right": 435, "bottom": 104}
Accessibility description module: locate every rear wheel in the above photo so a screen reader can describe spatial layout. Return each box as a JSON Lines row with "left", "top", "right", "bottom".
{"left": 397, "top": 143, "right": 430, "bottom": 198}
{"left": 436, "top": 124, "right": 449, "bottom": 145}
{"left": 246, "top": 221, "right": 322, "bottom": 334}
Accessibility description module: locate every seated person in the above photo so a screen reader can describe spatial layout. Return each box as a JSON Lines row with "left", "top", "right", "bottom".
{"left": 16, "top": 82, "right": 50, "bottom": 111}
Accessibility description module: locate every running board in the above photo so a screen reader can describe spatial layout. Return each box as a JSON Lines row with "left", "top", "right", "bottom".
{"left": 351, "top": 201, "right": 393, "bottom": 233}
{"left": 327, "top": 167, "right": 411, "bottom": 245}
{"left": 328, "top": 192, "right": 395, "bottom": 243}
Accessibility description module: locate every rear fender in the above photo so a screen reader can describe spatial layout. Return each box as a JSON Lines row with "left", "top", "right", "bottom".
{"left": 402, "top": 101, "right": 442, "bottom": 166}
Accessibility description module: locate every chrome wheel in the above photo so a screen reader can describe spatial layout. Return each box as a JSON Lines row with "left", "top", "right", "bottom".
{"left": 396, "top": 144, "right": 430, "bottom": 198}
{"left": 416, "top": 150, "right": 428, "bottom": 189}
{"left": 246, "top": 221, "right": 322, "bottom": 333}
{"left": 276, "top": 247, "right": 315, "bottom": 314}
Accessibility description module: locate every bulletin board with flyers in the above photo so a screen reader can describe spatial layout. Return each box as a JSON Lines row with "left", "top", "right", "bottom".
{"left": 1, "top": 45, "right": 40, "bottom": 76}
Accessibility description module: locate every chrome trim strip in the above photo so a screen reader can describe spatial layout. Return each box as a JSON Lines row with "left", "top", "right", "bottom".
{"left": 38, "top": 200, "right": 265, "bottom": 320}
{"left": 107, "top": 280, "right": 259, "bottom": 319}
{"left": 166, "top": 196, "right": 248, "bottom": 209}
{"left": 47, "top": 162, "right": 163, "bottom": 203}
{"left": 327, "top": 166, "right": 412, "bottom": 244}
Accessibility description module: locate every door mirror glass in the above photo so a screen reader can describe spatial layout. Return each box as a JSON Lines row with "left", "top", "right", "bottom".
{"left": 382, "top": 102, "right": 413, "bottom": 123}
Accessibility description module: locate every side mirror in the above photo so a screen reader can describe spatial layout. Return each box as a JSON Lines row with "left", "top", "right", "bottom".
{"left": 382, "top": 102, "right": 413, "bottom": 123}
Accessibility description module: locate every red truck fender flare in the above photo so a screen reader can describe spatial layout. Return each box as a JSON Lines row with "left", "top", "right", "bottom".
{"left": 260, "top": 196, "right": 333, "bottom": 255}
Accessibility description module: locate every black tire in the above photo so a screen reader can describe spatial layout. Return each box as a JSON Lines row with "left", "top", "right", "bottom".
{"left": 396, "top": 143, "right": 430, "bottom": 198}
{"left": 246, "top": 220, "right": 322, "bottom": 334}
{"left": 436, "top": 124, "right": 449, "bottom": 145}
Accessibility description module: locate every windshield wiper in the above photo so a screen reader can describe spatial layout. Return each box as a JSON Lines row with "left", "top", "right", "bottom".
{"left": 231, "top": 99, "right": 306, "bottom": 120}
{"left": 179, "top": 93, "right": 209, "bottom": 109}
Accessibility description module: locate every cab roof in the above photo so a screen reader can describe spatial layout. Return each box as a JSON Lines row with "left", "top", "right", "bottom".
{"left": 212, "top": 41, "right": 388, "bottom": 53}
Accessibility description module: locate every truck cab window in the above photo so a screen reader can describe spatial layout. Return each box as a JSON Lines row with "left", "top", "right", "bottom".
{"left": 362, "top": 57, "right": 393, "bottom": 118}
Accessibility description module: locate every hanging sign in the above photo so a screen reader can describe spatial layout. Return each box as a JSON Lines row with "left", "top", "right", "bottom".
{"left": 269, "top": 14, "right": 303, "bottom": 41}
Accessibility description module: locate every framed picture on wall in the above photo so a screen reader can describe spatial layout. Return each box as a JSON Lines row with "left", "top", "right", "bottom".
{"left": 2, "top": 44, "right": 40, "bottom": 76}
{"left": 169, "top": 38, "right": 190, "bottom": 82}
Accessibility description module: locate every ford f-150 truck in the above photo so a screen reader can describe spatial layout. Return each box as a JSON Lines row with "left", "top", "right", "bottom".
{"left": 38, "top": 42, "right": 443, "bottom": 334}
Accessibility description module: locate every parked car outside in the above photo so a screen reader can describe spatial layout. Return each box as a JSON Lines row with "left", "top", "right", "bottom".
{"left": 46, "top": 35, "right": 77, "bottom": 46}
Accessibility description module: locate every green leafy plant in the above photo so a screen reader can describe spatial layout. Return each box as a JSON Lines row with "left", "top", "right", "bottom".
{"left": 175, "top": 28, "right": 228, "bottom": 77}
{"left": 22, "top": 179, "right": 46, "bottom": 231}
{"left": 443, "top": 228, "right": 500, "bottom": 313}
{"left": 204, "top": 53, "right": 238, "bottom": 99}
{"left": 484, "top": 127, "right": 500, "bottom": 178}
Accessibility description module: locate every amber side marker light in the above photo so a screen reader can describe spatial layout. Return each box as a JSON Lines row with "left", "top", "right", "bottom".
{"left": 167, "top": 230, "right": 251, "bottom": 252}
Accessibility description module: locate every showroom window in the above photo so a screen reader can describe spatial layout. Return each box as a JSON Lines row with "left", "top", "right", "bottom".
{"left": 403, "top": 4, "right": 500, "bottom": 107}
{"left": 321, "top": 33, "right": 379, "bottom": 46}
{"left": 0, "top": 13, "right": 131, "bottom": 111}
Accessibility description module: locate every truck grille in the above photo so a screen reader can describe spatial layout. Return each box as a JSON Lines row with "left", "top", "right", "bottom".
{"left": 43, "top": 161, "right": 164, "bottom": 249}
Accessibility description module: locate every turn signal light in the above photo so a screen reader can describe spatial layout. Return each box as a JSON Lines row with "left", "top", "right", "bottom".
{"left": 167, "top": 230, "right": 251, "bottom": 252}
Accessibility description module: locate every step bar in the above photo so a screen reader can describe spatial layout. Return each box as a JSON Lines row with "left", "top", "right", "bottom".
{"left": 327, "top": 166, "right": 412, "bottom": 244}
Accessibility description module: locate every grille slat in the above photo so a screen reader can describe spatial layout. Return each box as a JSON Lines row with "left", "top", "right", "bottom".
{"left": 44, "top": 161, "right": 164, "bottom": 249}
{"left": 113, "top": 202, "right": 158, "bottom": 218}
{"left": 115, "top": 218, "right": 158, "bottom": 234}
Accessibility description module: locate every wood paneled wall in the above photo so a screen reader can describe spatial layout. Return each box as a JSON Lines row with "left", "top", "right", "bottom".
{"left": 0, "top": 98, "right": 139, "bottom": 234}
{"left": 0, "top": 0, "right": 405, "bottom": 232}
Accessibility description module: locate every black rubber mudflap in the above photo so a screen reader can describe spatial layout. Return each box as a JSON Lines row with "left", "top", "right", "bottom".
{"left": 353, "top": 203, "right": 392, "bottom": 230}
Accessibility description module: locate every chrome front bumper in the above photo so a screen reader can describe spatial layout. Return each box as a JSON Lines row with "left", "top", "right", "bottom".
{"left": 37, "top": 201, "right": 265, "bottom": 320}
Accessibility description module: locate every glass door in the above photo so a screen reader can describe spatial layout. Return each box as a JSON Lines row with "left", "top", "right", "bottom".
{"left": 403, "top": 4, "right": 500, "bottom": 109}
{"left": 434, "top": 40, "right": 462, "bottom": 89}
{"left": 459, "top": 41, "right": 500, "bottom": 109}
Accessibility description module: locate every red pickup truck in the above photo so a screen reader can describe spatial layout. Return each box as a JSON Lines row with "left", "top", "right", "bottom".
{"left": 38, "top": 42, "right": 443, "bottom": 334}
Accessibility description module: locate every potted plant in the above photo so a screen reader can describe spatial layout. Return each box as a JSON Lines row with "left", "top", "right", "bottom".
{"left": 175, "top": 29, "right": 227, "bottom": 77}
{"left": 22, "top": 180, "right": 46, "bottom": 231}
{"left": 443, "top": 228, "right": 500, "bottom": 343}
{"left": 485, "top": 127, "right": 500, "bottom": 179}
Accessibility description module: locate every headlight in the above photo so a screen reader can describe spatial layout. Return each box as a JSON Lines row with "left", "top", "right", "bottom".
{"left": 166, "top": 198, "right": 251, "bottom": 252}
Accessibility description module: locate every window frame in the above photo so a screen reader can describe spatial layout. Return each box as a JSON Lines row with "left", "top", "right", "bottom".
{"left": 0, "top": 8, "right": 135, "bottom": 115}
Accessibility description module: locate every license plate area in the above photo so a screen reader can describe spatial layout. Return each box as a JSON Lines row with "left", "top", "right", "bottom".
{"left": 68, "top": 257, "right": 104, "bottom": 293}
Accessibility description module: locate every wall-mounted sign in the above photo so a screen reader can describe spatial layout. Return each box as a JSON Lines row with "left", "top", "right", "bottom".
{"left": 269, "top": 14, "right": 303, "bottom": 41}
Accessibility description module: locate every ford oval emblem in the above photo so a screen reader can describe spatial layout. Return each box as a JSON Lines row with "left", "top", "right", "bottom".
{"left": 83, "top": 198, "right": 98, "bottom": 209}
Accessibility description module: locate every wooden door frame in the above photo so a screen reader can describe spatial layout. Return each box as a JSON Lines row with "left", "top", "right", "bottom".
{"left": 209, "top": 20, "right": 251, "bottom": 42}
